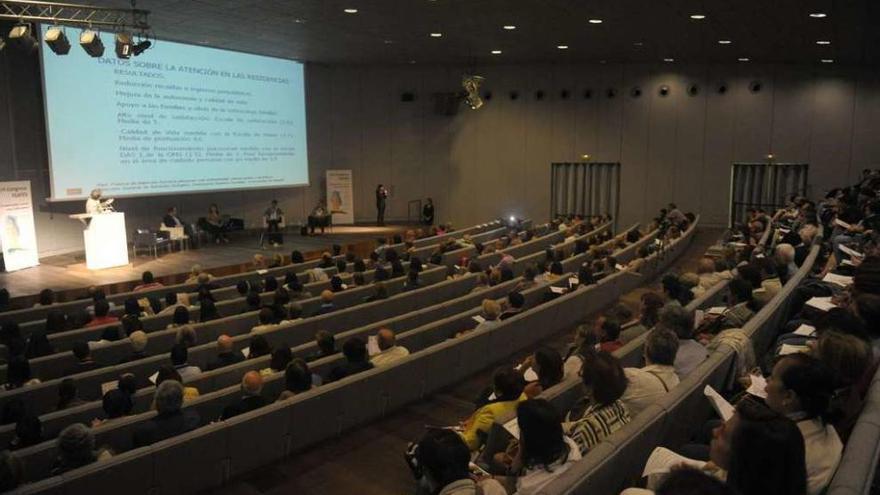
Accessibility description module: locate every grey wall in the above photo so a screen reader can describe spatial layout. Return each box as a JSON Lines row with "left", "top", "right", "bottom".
{"left": 3, "top": 44, "right": 880, "bottom": 257}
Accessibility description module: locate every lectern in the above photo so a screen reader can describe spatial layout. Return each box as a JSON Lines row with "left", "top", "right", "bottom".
{"left": 69, "top": 212, "right": 130, "bottom": 270}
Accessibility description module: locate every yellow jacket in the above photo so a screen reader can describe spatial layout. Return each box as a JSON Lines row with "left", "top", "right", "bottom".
{"left": 460, "top": 394, "right": 526, "bottom": 451}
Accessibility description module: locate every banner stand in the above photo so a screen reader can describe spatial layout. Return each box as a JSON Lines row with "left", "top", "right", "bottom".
{"left": 0, "top": 181, "right": 40, "bottom": 272}
{"left": 326, "top": 170, "right": 354, "bottom": 225}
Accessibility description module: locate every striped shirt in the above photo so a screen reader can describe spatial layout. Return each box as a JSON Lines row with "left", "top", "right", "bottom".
{"left": 566, "top": 400, "right": 631, "bottom": 455}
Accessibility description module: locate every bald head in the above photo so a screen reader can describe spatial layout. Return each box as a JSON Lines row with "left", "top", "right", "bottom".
{"left": 241, "top": 371, "right": 263, "bottom": 396}
{"left": 697, "top": 257, "right": 715, "bottom": 274}
{"left": 377, "top": 328, "right": 396, "bottom": 351}
{"left": 217, "top": 334, "right": 233, "bottom": 353}
{"left": 321, "top": 290, "right": 334, "bottom": 303}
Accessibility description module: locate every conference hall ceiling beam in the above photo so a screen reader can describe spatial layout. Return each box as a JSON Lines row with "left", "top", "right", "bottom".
{"left": 0, "top": 0, "right": 149, "bottom": 31}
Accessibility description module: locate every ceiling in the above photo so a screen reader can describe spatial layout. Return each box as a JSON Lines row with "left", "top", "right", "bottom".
{"left": 55, "top": 0, "right": 880, "bottom": 65}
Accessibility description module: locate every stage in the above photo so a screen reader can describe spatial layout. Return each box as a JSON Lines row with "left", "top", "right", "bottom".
{"left": 0, "top": 224, "right": 413, "bottom": 300}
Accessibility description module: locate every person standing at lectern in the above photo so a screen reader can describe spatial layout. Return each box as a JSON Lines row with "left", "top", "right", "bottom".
{"left": 422, "top": 197, "right": 435, "bottom": 226}
{"left": 376, "top": 184, "right": 388, "bottom": 226}
{"left": 85, "top": 189, "right": 106, "bottom": 214}
{"left": 264, "top": 199, "right": 284, "bottom": 247}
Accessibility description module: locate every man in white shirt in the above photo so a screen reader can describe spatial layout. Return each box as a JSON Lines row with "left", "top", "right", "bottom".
{"left": 620, "top": 328, "right": 680, "bottom": 417}
{"left": 659, "top": 304, "right": 708, "bottom": 378}
{"left": 370, "top": 328, "right": 410, "bottom": 367}
{"left": 85, "top": 189, "right": 105, "bottom": 214}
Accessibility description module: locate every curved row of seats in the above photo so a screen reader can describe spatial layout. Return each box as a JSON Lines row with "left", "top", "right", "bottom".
{"left": 7, "top": 218, "right": 683, "bottom": 494}
{"left": 531, "top": 223, "right": 824, "bottom": 494}
{"left": 0, "top": 220, "right": 507, "bottom": 326}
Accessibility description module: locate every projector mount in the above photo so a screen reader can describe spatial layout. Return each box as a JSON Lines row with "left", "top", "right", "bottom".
{"left": 0, "top": 0, "right": 150, "bottom": 31}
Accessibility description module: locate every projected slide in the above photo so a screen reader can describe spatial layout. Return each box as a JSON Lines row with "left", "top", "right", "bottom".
{"left": 40, "top": 30, "right": 309, "bottom": 200}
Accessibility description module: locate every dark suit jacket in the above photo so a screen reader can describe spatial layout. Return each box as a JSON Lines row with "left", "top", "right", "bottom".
{"left": 163, "top": 214, "right": 181, "bottom": 228}
{"left": 119, "top": 351, "right": 148, "bottom": 364}
{"left": 65, "top": 360, "right": 101, "bottom": 377}
{"left": 327, "top": 360, "right": 374, "bottom": 383}
{"left": 207, "top": 351, "right": 246, "bottom": 371}
{"left": 132, "top": 409, "right": 201, "bottom": 448}
{"left": 221, "top": 395, "right": 269, "bottom": 420}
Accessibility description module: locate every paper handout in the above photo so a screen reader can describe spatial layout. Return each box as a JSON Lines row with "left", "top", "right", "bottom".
{"left": 642, "top": 447, "right": 706, "bottom": 477}
{"left": 805, "top": 297, "right": 836, "bottom": 312}
{"left": 746, "top": 373, "right": 768, "bottom": 399}
{"left": 703, "top": 385, "right": 735, "bottom": 421}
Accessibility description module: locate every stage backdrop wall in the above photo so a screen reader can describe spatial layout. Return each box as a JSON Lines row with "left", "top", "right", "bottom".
{"left": 3, "top": 38, "right": 880, "bottom": 256}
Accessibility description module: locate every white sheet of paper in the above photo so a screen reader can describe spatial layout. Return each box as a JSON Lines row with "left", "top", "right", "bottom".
{"left": 487, "top": 392, "right": 497, "bottom": 401}
{"left": 779, "top": 343, "right": 810, "bottom": 356}
{"left": 704, "top": 385, "right": 736, "bottom": 421}
{"left": 550, "top": 286, "right": 566, "bottom": 294}
{"left": 839, "top": 244, "right": 864, "bottom": 259}
{"left": 842, "top": 259, "right": 855, "bottom": 267}
{"left": 523, "top": 367, "right": 539, "bottom": 382}
{"left": 472, "top": 315, "right": 486, "bottom": 324}
{"left": 642, "top": 447, "right": 706, "bottom": 477}
{"left": 615, "top": 264, "right": 625, "bottom": 271}
{"left": 502, "top": 418, "right": 520, "bottom": 440}
{"left": 823, "top": 273, "right": 854, "bottom": 287}
{"left": 149, "top": 371, "right": 159, "bottom": 384}
{"left": 707, "top": 306, "right": 727, "bottom": 315}
{"left": 793, "top": 324, "right": 817, "bottom": 337}
{"left": 256, "top": 269, "right": 268, "bottom": 275}
{"left": 806, "top": 297, "right": 836, "bottom": 312}
{"left": 778, "top": 228, "right": 791, "bottom": 234}
{"left": 835, "top": 218, "right": 853, "bottom": 230}
{"left": 568, "top": 277, "right": 579, "bottom": 286}
{"left": 367, "top": 335, "right": 381, "bottom": 356}
{"left": 241, "top": 346, "right": 251, "bottom": 358}
{"left": 746, "top": 373, "right": 769, "bottom": 399}
{"left": 100, "top": 381, "right": 117, "bottom": 396}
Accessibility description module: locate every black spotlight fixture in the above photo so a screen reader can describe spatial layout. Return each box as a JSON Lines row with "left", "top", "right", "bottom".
{"left": 8, "top": 23, "right": 37, "bottom": 51}
{"left": 80, "top": 30, "right": 105, "bottom": 57}
{"left": 132, "top": 39, "right": 152, "bottom": 56}
{"left": 115, "top": 32, "right": 133, "bottom": 58}
{"left": 45, "top": 26, "right": 71, "bottom": 55}
{"left": 583, "top": 89, "right": 593, "bottom": 99}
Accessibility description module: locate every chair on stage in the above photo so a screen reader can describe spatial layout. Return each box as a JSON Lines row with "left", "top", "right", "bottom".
{"left": 159, "top": 223, "right": 190, "bottom": 251}
{"left": 132, "top": 229, "right": 172, "bottom": 258}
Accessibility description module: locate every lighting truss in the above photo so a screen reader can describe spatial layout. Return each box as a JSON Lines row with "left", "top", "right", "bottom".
{"left": 0, "top": 0, "right": 150, "bottom": 31}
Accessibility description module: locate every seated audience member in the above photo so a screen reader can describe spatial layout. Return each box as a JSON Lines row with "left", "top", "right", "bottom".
{"left": 620, "top": 329, "right": 680, "bottom": 417}
{"left": 403, "top": 270, "right": 421, "bottom": 291}
{"left": 167, "top": 306, "right": 191, "bottom": 329}
{"left": 158, "top": 292, "right": 186, "bottom": 316}
{"left": 170, "top": 344, "right": 201, "bottom": 380}
{"left": 459, "top": 367, "right": 525, "bottom": 451}
{"left": 661, "top": 274, "right": 693, "bottom": 306}
{"left": 370, "top": 328, "right": 410, "bottom": 367}
{"left": 86, "top": 300, "right": 119, "bottom": 328}
{"left": 307, "top": 331, "right": 337, "bottom": 362}
{"left": 35, "top": 289, "right": 55, "bottom": 307}
{"left": 500, "top": 291, "right": 526, "bottom": 320}
{"left": 315, "top": 290, "right": 336, "bottom": 315}
{"left": 475, "top": 299, "right": 502, "bottom": 331}
{"left": 119, "top": 330, "right": 148, "bottom": 363}
{"left": 251, "top": 308, "right": 278, "bottom": 334}
{"left": 248, "top": 335, "right": 273, "bottom": 359}
{"left": 763, "top": 353, "right": 842, "bottom": 495}
{"left": 522, "top": 347, "right": 564, "bottom": 398}
{"left": 696, "top": 257, "right": 723, "bottom": 292}
{"left": 90, "top": 325, "right": 124, "bottom": 348}
{"left": 43, "top": 310, "right": 68, "bottom": 336}
{"left": 658, "top": 304, "right": 708, "bottom": 378}
{"left": 330, "top": 275, "right": 346, "bottom": 293}
{"left": 751, "top": 258, "right": 783, "bottom": 307}
{"left": 175, "top": 325, "right": 197, "bottom": 348}
{"left": 812, "top": 330, "right": 873, "bottom": 441}
{"left": 199, "top": 300, "right": 221, "bottom": 322}
{"left": 221, "top": 371, "right": 268, "bottom": 420}
{"left": 155, "top": 366, "right": 200, "bottom": 402}
{"left": 4, "top": 356, "right": 39, "bottom": 390}
{"left": 243, "top": 292, "right": 263, "bottom": 314}
{"left": 775, "top": 243, "right": 799, "bottom": 283}
{"left": 278, "top": 359, "right": 315, "bottom": 401}
{"left": 134, "top": 271, "right": 164, "bottom": 292}
{"left": 494, "top": 399, "right": 581, "bottom": 494}
{"left": 470, "top": 272, "right": 490, "bottom": 293}
{"left": 51, "top": 423, "right": 110, "bottom": 475}
{"left": 9, "top": 414, "right": 42, "bottom": 450}
{"left": 0, "top": 450, "right": 21, "bottom": 491}
{"left": 207, "top": 334, "right": 246, "bottom": 370}
{"left": 264, "top": 347, "right": 293, "bottom": 375}
{"left": 0, "top": 288, "right": 11, "bottom": 313}
{"left": 327, "top": 337, "right": 374, "bottom": 382}
{"left": 91, "top": 389, "right": 134, "bottom": 427}
{"left": 565, "top": 351, "right": 631, "bottom": 455}
{"left": 132, "top": 381, "right": 202, "bottom": 448}
{"left": 66, "top": 342, "right": 100, "bottom": 375}
{"left": 56, "top": 378, "right": 85, "bottom": 410}
{"left": 698, "top": 278, "right": 757, "bottom": 339}
{"left": 594, "top": 316, "right": 623, "bottom": 353}
{"left": 407, "top": 429, "right": 506, "bottom": 495}
{"left": 620, "top": 292, "right": 664, "bottom": 344}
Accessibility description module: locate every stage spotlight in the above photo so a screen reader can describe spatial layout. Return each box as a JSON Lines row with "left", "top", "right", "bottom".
{"left": 115, "top": 32, "right": 133, "bottom": 58}
{"left": 462, "top": 74, "right": 485, "bottom": 110}
{"left": 45, "top": 27, "right": 71, "bottom": 55}
{"left": 80, "top": 30, "right": 105, "bottom": 57}
{"left": 132, "top": 40, "right": 152, "bottom": 56}
{"left": 8, "top": 24, "right": 37, "bottom": 51}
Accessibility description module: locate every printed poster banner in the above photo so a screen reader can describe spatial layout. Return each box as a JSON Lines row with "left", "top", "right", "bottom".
{"left": 326, "top": 170, "right": 354, "bottom": 225}
{"left": 0, "top": 181, "right": 40, "bottom": 271}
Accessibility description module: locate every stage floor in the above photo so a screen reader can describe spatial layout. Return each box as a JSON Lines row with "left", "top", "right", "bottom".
{"left": 1, "top": 224, "right": 411, "bottom": 298}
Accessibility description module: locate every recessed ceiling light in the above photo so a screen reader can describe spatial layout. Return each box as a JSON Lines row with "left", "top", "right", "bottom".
{"left": 491, "top": 50, "right": 502, "bottom": 54}
{"left": 718, "top": 40, "right": 732, "bottom": 45}
{"left": 633, "top": 41, "right": 644, "bottom": 46}
{"left": 809, "top": 12, "right": 827, "bottom": 18}
{"left": 429, "top": 32, "right": 442, "bottom": 38}
{"left": 343, "top": 8, "right": 358, "bottom": 14}
{"left": 383, "top": 39, "right": 394, "bottom": 44}
{"left": 738, "top": 57, "right": 750, "bottom": 62}
{"left": 663, "top": 58, "right": 674, "bottom": 62}
{"left": 821, "top": 59, "right": 834, "bottom": 63}
{"left": 588, "top": 19, "right": 603, "bottom": 24}
{"left": 503, "top": 25, "right": 516, "bottom": 30}
{"left": 557, "top": 45, "right": 569, "bottom": 49}
{"left": 689, "top": 14, "right": 706, "bottom": 19}
{"left": 408, "top": 60, "right": 416, "bottom": 64}
{"left": 816, "top": 40, "right": 831, "bottom": 45}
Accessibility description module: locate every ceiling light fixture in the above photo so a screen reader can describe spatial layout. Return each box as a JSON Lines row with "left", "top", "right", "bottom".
{"left": 491, "top": 50, "right": 502, "bottom": 54}
{"left": 821, "top": 59, "right": 834, "bottom": 63}
{"left": 588, "top": 19, "right": 603, "bottom": 24}
{"left": 429, "top": 32, "right": 442, "bottom": 37}
{"left": 663, "top": 58, "right": 674, "bottom": 62}
{"left": 44, "top": 26, "right": 71, "bottom": 55}
{"left": 79, "top": 29, "right": 104, "bottom": 57}
{"left": 8, "top": 23, "right": 37, "bottom": 51}
{"left": 689, "top": 14, "right": 706, "bottom": 19}
{"left": 633, "top": 41, "right": 644, "bottom": 46}
{"left": 816, "top": 40, "right": 831, "bottom": 45}
{"left": 809, "top": 12, "right": 827, "bottom": 18}
{"left": 503, "top": 25, "right": 516, "bottom": 30}
{"left": 718, "top": 40, "right": 732, "bottom": 44}
{"left": 343, "top": 8, "right": 358, "bottom": 14}
{"left": 557, "top": 45, "right": 569, "bottom": 49}
{"left": 738, "top": 57, "right": 750, "bottom": 62}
